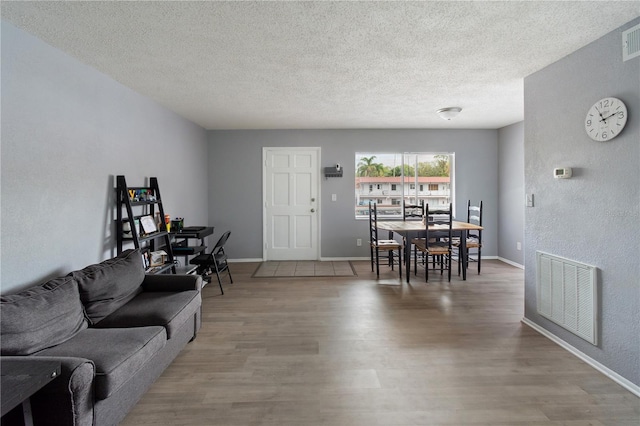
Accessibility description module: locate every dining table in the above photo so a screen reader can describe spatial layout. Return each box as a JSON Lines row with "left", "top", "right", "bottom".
{"left": 376, "top": 220, "right": 483, "bottom": 282}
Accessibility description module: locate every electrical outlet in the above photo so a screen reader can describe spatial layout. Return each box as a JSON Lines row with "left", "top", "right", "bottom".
{"left": 356, "top": 238, "right": 362, "bottom": 246}
{"left": 331, "top": 194, "right": 337, "bottom": 202}
{"left": 516, "top": 242, "right": 521, "bottom": 251}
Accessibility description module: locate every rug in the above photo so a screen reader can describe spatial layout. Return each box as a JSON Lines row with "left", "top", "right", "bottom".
{"left": 252, "top": 261, "right": 357, "bottom": 278}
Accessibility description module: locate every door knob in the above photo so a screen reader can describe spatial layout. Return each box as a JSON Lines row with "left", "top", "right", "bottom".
{"left": 311, "top": 198, "right": 315, "bottom": 202}
{"left": 311, "top": 208, "right": 315, "bottom": 213}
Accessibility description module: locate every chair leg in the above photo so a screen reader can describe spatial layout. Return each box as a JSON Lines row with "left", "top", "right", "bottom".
{"left": 375, "top": 248, "right": 380, "bottom": 276}
{"left": 370, "top": 245, "right": 374, "bottom": 272}
{"left": 477, "top": 248, "right": 482, "bottom": 274}
{"left": 425, "top": 254, "right": 429, "bottom": 282}
{"left": 398, "top": 247, "right": 402, "bottom": 279}
{"left": 447, "top": 253, "right": 452, "bottom": 282}
{"left": 213, "top": 263, "right": 224, "bottom": 295}
{"left": 227, "top": 265, "right": 233, "bottom": 284}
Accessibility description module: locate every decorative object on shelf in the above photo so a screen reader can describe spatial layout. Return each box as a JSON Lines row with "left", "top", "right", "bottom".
{"left": 140, "top": 215, "right": 157, "bottom": 235}
{"left": 324, "top": 164, "right": 343, "bottom": 178}
{"left": 122, "top": 221, "right": 132, "bottom": 236}
{"left": 149, "top": 250, "right": 168, "bottom": 267}
{"left": 436, "top": 107, "right": 462, "bottom": 120}
{"left": 171, "top": 217, "right": 184, "bottom": 232}
{"left": 585, "top": 97, "right": 627, "bottom": 141}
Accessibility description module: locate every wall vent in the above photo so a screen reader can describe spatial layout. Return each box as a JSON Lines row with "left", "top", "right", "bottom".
{"left": 623, "top": 23, "right": 640, "bottom": 62}
{"left": 536, "top": 251, "right": 598, "bottom": 345}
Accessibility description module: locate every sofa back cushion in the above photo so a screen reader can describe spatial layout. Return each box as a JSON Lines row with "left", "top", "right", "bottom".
{"left": 70, "top": 249, "right": 145, "bottom": 324}
{"left": 1, "top": 276, "right": 88, "bottom": 355}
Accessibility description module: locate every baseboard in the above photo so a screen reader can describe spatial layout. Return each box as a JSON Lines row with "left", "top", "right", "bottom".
{"left": 321, "top": 257, "right": 370, "bottom": 261}
{"left": 230, "top": 257, "right": 370, "bottom": 263}
{"left": 521, "top": 317, "right": 640, "bottom": 398}
{"left": 498, "top": 257, "right": 524, "bottom": 269}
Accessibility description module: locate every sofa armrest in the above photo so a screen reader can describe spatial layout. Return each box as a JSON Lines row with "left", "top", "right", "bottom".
{"left": 142, "top": 274, "right": 202, "bottom": 292}
{"left": 1, "top": 356, "right": 95, "bottom": 426}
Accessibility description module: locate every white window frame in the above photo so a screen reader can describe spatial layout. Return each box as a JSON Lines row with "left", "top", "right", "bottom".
{"left": 355, "top": 152, "right": 455, "bottom": 219}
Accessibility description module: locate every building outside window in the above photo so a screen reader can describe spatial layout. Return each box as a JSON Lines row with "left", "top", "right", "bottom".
{"left": 355, "top": 152, "right": 454, "bottom": 218}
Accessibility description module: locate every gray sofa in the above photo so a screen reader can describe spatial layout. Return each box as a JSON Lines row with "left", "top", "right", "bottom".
{"left": 0, "top": 249, "right": 202, "bottom": 426}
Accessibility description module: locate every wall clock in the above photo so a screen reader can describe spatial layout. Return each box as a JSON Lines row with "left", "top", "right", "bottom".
{"left": 584, "top": 97, "right": 628, "bottom": 141}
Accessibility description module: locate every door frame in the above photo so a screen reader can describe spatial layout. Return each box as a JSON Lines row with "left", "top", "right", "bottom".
{"left": 262, "top": 147, "right": 322, "bottom": 261}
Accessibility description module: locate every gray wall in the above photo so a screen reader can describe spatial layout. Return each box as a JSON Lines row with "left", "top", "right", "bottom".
{"left": 208, "top": 129, "right": 498, "bottom": 260}
{"left": 1, "top": 21, "right": 209, "bottom": 293}
{"left": 498, "top": 122, "right": 524, "bottom": 266}
{"left": 524, "top": 18, "right": 639, "bottom": 386}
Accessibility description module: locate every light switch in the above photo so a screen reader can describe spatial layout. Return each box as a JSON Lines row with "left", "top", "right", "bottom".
{"left": 331, "top": 194, "right": 337, "bottom": 202}
{"left": 526, "top": 193, "right": 534, "bottom": 207}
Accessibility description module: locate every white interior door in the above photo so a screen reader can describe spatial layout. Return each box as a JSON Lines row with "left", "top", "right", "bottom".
{"left": 264, "top": 148, "right": 320, "bottom": 260}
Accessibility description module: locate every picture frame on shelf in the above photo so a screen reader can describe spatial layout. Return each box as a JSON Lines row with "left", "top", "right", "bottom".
{"left": 140, "top": 215, "right": 157, "bottom": 235}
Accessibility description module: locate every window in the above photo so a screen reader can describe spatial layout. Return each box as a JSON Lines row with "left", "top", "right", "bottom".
{"left": 355, "top": 152, "right": 454, "bottom": 218}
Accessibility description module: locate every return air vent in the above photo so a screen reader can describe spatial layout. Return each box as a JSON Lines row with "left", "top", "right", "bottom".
{"left": 622, "top": 23, "right": 640, "bottom": 62}
{"left": 536, "top": 251, "right": 598, "bottom": 345}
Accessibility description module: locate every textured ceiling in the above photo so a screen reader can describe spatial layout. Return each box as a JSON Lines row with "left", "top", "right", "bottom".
{"left": 2, "top": 1, "right": 639, "bottom": 130}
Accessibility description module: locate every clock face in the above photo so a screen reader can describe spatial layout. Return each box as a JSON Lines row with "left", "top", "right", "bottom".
{"left": 585, "top": 97, "right": 628, "bottom": 141}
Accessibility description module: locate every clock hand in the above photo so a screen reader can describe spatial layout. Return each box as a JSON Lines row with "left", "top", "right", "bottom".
{"left": 601, "top": 112, "right": 617, "bottom": 121}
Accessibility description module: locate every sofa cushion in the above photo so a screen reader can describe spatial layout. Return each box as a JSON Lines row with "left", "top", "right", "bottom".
{"left": 0, "top": 277, "right": 88, "bottom": 355}
{"left": 95, "top": 290, "right": 201, "bottom": 339}
{"left": 69, "top": 249, "right": 145, "bottom": 324}
{"left": 34, "top": 327, "right": 166, "bottom": 400}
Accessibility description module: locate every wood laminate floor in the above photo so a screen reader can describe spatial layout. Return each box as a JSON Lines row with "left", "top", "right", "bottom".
{"left": 122, "top": 260, "right": 639, "bottom": 426}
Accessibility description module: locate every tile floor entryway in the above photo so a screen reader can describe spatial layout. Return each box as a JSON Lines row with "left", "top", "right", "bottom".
{"left": 253, "top": 261, "right": 356, "bottom": 277}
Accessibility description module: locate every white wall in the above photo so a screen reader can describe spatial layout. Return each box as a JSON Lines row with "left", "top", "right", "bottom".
{"left": 498, "top": 122, "right": 524, "bottom": 266}
{"left": 1, "top": 21, "right": 210, "bottom": 293}
{"left": 524, "top": 18, "right": 640, "bottom": 386}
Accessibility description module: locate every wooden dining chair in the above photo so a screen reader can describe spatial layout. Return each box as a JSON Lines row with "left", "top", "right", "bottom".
{"left": 368, "top": 202, "right": 402, "bottom": 278}
{"left": 454, "top": 200, "right": 483, "bottom": 275}
{"left": 412, "top": 203, "right": 453, "bottom": 282}
{"left": 403, "top": 200, "right": 424, "bottom": 220}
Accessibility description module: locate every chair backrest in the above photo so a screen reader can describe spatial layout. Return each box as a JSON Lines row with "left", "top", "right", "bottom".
{"left": 403, "top": 200, "right": 424, "bottom": 220}
{"left": 212, "top": 230, "right": 231, "bottom": 255}
{"left": 369, "top": 201, "right": 380, "bottom": 244}
{"left": 467, "top": 200, "right": 483, "bottom": 240}
{"left": 425, "top": 203, "right": 452, "bottom": 248}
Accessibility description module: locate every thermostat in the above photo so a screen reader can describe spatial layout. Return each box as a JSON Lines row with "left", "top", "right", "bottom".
{"left": 554, "top": 167, "right": 572, "bottom": 179}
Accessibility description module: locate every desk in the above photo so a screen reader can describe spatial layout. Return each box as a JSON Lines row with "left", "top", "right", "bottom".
{"left": 1, "top": 359, "right": 61, "bottom": 425}
{"left": 377, "top": 220, "right": 483, "bottom": 282}
{"left": 170, "top": 226, "right": 214, "bottom": 264}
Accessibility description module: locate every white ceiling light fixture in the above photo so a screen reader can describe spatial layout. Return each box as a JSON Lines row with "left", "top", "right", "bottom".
{"left": 436, "top": 107, "right": 462, "bottom": 120}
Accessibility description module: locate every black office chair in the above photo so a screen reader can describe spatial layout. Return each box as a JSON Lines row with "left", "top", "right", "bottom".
{"left": 189, "top": 230, "right": 233, "bottom": 294}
